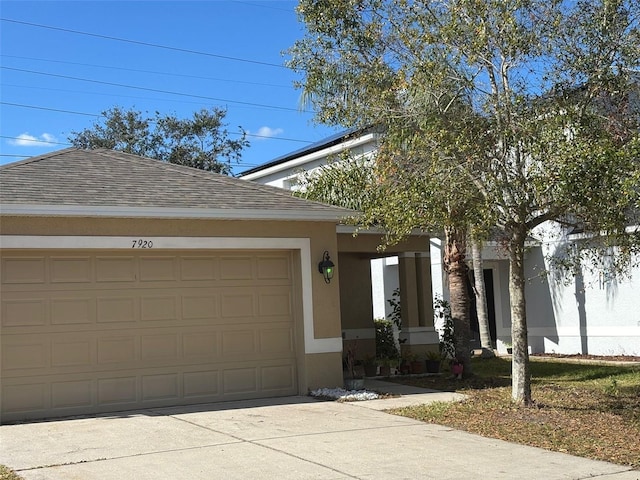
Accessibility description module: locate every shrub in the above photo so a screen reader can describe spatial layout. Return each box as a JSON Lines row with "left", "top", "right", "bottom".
{"left": 375, "top": 318, "right": 399, "bottom": 360}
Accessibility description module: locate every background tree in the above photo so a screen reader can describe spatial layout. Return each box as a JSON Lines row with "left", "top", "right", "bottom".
{"left": 296, "top": 139, "right": 484, "bottom": 376}
{"left": 69, "top": 106, "right": 249, "bottom": 174}
{"left": 289, "top": 0, "right": 640, "bottom": 404}
{"left": 471, "top": 238, "right": 494, "bottom": 357}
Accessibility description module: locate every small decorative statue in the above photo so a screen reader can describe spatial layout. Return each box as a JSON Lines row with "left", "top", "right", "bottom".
{"left": 450, "top": 358, "right": 464, "bottom": 379}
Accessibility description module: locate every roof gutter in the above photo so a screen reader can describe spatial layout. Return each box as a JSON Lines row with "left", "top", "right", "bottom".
{"left": 0, "top": 204, "right": 351, "bottom": 222}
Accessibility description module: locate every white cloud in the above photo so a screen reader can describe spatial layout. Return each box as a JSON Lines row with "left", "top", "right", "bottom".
{"left": 9, "top": 132, "right": 58, "bottom": 147}
{"left": 252, "top": 126, "right": 284, "bottom": 140}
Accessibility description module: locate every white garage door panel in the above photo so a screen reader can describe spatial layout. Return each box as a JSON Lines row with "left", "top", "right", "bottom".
{"left": 0, "top": 250, "right": 298, "bottom": 422}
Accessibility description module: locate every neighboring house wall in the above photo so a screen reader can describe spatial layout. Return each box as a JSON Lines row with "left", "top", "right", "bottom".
{"left": 486, "top": 225, "right": 640, "bottom": 356}
{"left": 242, "top": 132, "right": 640, "bottom": 356}
{"left": 242, "top": 132, "right": 378, "bottom": 190}
{"left": 529, "top": 225, "right": 639, "bottom": 356}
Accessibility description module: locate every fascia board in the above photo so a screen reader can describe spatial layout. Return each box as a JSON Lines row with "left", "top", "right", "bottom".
{"left": 336, "top": 225, "right": 432, "bottom": 236}
{"left": 0, "top": 204, "right": 349, "bottom": 222}
{"left": 240, "top": 133, "right": 377, "bottom": 181}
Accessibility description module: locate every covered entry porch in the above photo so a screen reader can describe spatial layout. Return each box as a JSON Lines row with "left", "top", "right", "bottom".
{"left": 336, "top": 228, "right": 439, "bottom": 372}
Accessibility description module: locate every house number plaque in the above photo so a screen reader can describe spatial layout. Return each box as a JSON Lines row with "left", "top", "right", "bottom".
{"left": 131, "top": 239, "right": 154, "bottom": 248}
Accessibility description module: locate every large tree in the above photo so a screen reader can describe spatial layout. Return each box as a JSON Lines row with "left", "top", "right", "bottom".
{"left": 69, "top": 107, "right": 249, "bottom": 174}
{"left": 296, "top": 138, "right": 485, "bottom": 376}
{"left": 289, "top": 0, "right": 640, "bottom": 404}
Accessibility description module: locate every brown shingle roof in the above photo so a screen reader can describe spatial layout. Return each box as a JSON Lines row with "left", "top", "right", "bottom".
{"left": 0, "top": 148, "right": 353, "bottom": 221}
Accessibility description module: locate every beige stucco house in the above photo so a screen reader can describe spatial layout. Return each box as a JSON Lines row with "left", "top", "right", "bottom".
{"left": 0, "top": 148, "right": 436, "bottom": 423}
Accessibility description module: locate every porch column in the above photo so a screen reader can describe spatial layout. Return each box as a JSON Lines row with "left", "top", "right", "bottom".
{"left": 398, "top": 252, "right": 439, "bottom": 356}
{"left": 416, "top": 253, "right": 434, "bottom": 329}
{"left": 338, "top": 253, "right": 376, "bottom": 359}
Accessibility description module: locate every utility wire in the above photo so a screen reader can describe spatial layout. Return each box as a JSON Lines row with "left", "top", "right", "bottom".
{"left": 2, "top": 66, "right": 308, "bottom": 113}
{"left": 0, "top": 104, "right": 312, "bottom": 143}
{"left": 0, "top": 135, "right": 71, "bottom": 146}
{"left": 0, "top": 55, "right": 292, "bottom": 89}
{"left": 0, "top": 18, "right": 287, "bottom": 69}
{"left": 1, "top": 83, "right": 277, "bottom": 111}
{"left": 0, "top": 101, "right": 99, "bottom": 117}
{"left": 232, "top": 1, "right": 296, "bottom": 13}
{"left": 0, "top": 151, "right": 265, "bottom": 168}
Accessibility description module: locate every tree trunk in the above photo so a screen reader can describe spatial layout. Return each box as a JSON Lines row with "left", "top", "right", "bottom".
{"left": 471, "top": 239, "right": 494, "bottom": 356}
{"left": 508, "top": 228, "right": 532, "bottom": 405}
{"left": 444, "top": 225, "right": 472, "bottom": 376}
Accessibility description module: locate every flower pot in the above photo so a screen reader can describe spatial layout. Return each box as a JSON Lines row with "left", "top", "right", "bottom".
{"left": 426, "top": 360, "right": 440, "bottom": 373}
{"left": 344, "top": 378, "right": 366, "bottom": 390}
{"left": 410, "top": 360, "right": 424, "bottom": 374}
{"left": 379, "top": 365, "right": 391, "bottom": 377}
{"left": 400, "top": 363, "right": 411, "bottom": 375}
{"left": 451, "top": 363, "right": 464, "bottom": 378}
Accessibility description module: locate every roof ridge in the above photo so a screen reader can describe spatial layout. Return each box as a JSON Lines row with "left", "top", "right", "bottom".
{"left": 90, "top": 148, "right": 354, "bottom": 213}
{"left": 1, "top": 148, "right": 355, "bottom": 220}
{"left": 0, "top": 147, "right": 78, "bottom": 170}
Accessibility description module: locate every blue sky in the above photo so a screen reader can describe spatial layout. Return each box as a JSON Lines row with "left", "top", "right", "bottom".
{"left": 0, "top": 0, "right": 340, "bottom": 174}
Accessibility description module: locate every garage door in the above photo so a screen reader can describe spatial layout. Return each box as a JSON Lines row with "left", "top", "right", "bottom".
{"left": 0, "top": 250, "right": 298, "bottom": 422}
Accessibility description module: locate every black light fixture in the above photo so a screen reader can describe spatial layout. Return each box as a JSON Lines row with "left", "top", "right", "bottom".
{"left": 318, "top": 250, "right": 335, "bottom": 284}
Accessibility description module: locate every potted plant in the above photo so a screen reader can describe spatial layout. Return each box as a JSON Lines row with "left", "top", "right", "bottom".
{"left": 399, "top": 352, "right": 412, "bottom": 375}
{"left": 378, "top": 356, "right": 392, "bottom": 377}
{"left": 410, "top": 353, "right": 425, "bottom": 374}
{"left": 363, "top": 354, "right": 378, "bottom": 377}
{"left": 425, "top": 350, "right": 441, "bottom": 373}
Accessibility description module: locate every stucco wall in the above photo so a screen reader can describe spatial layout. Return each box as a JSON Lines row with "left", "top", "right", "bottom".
{"left": 0, "top": 215, "right": 346, "bottom": 391}
{"left": 493, "top": 240, "right": 639, "bottom": 356}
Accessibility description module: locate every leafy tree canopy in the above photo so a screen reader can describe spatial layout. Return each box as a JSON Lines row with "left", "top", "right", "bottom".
{"left": 289, "top": 0, "right": 640, "bottom": 404}
{"left": 69, "top": 106, "right": 249, "bottom": 174}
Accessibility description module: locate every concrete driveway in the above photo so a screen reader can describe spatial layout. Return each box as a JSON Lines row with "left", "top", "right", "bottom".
{"left": 1, "top": 382, "right": 637, "bottom": 480}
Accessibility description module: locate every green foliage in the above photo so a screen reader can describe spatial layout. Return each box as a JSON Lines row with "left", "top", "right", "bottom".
{"left": 294, "top": 154, "right": 380, "bottom": 213}
{"left": 604, "top": 377, "right": 620, "bottom": 397}
{"left": 386, "top": 287, "right": 402, "bottom": 330}
{"left": 69, "top": 106, "right": 249, "bottom": 174}
{"left": 426, "top": 350, "right": 442, "bottom": 361}
{"left": 289, "top": 0, "right": 640, "bottom": 404}
{"left": 374, "top": 318, "right": 399, "bottom": 359}
{"left": 435, "top": 296, "right": 456, "bottom": 360}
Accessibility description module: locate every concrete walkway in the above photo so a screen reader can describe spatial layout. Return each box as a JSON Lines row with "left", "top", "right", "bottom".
{"left": 1, "top": 380, "right": 637, "bottom": 480}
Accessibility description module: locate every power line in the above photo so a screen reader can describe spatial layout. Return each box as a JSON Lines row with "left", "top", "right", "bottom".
{"left": 0, "top": 151, "right": 265, "bottom": 168}
{"left": 0, "top": 135, "right": 71, "bottom": 146}
{"left": 0, "top": 18, "right": 287, "bottom": 69}
{"left": 0, "top": 101, "right": 99, "bottom": 117}
{"left": 0, "top": 104, "right": 312, "bottom": 143}
{"left": 232, "top": 1, "right": 297, "bottom": 13}
{"left": 1, "top": 83, "right": 265, "bottom": 110}
{"left": 2, "top": 66, "right": 308, "bottom": 113}
{"left": 0, "top": 55, "right": 292, "bottom": 89}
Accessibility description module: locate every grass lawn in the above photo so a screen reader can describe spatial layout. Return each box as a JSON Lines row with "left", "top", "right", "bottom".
{"left": 388, "top": 357, "right": 640, "bottom": 468}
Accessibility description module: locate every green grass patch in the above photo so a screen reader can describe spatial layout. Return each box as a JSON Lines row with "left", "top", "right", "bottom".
{"left": 389, "top": 357, "right": 640, "bottom": 468}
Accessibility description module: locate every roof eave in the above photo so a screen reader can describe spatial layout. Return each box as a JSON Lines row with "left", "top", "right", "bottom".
{"left": 0, "top": 204, "right": 350, "bottom": 222}
{"left": 239, "top": 131, "right": 377, "bottom": 180}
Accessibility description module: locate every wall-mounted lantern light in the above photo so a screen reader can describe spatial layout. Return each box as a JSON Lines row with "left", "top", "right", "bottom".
{"left": 318, "top": 251, "right": 335, "bottom": 284}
